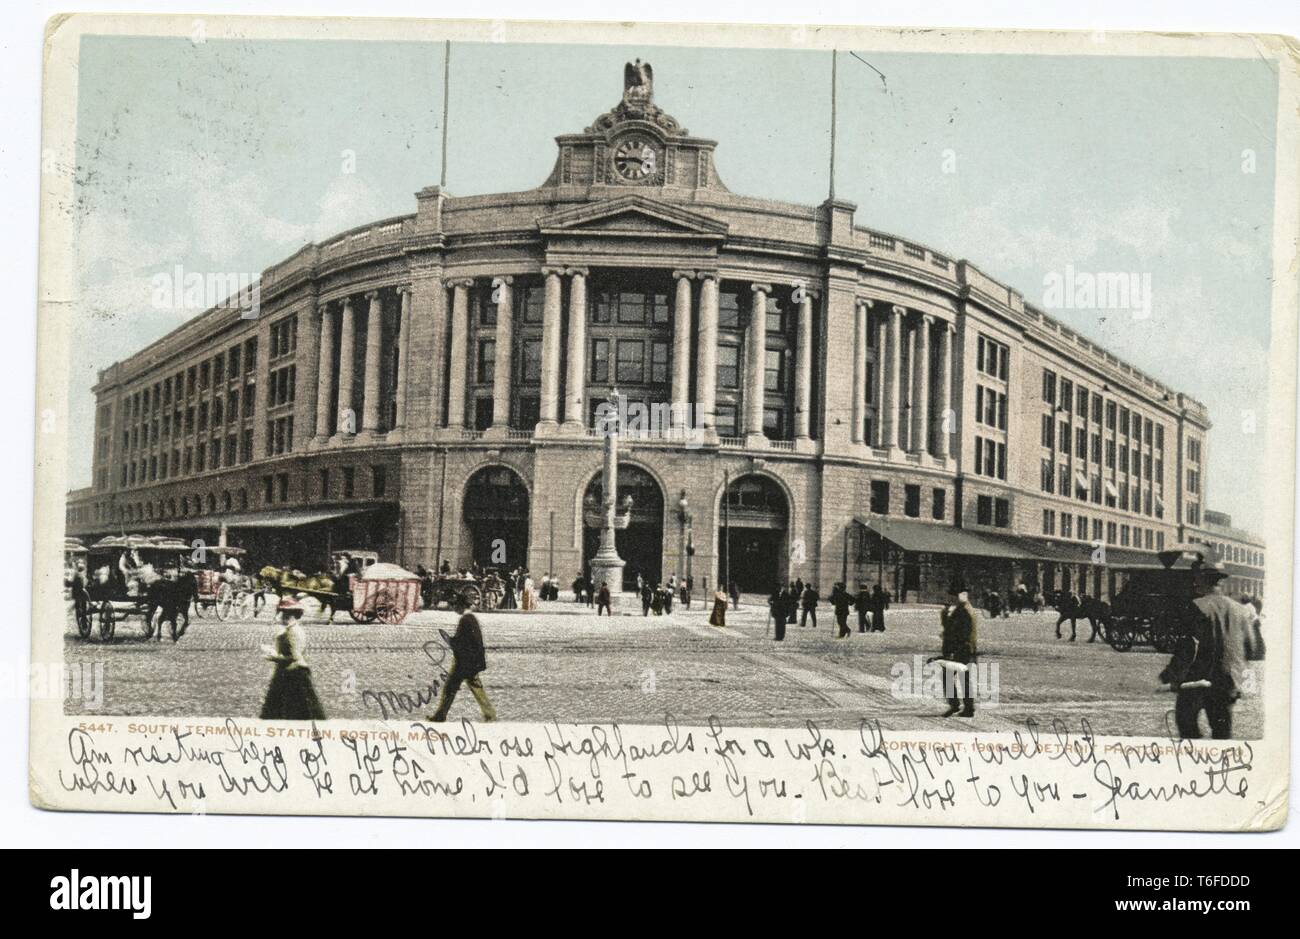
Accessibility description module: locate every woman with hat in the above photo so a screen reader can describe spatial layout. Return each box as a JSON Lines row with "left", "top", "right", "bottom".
{"left": 259, "top": 596, "right": 326, "bottom": 720}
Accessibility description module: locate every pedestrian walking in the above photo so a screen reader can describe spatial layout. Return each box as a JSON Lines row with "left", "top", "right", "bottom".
{"left": 831, "top": 582, "right": 853, "bottom": 639}
{"left": 938, "top": 583, "right": 979, "bottom": 718}
{"left": 596, "top": 581, "right": 612, "bottom": 616}
{"left": 800, "top": 583, "right": 819, "bottom": 629}
{"left": 729, "top": 580, "right": 741, "bottom": 610}
{"left": 767, "top": 586, "right": 786, "bottom": 640}
{"left": 259, "top": 597, "right": 326, "bottom": 720}
{"left": 870, "top": 584, "right": 888, "bottom": 632}
{"left": 428, "top": 608, "right": 496, "bottom": 723}
{"left": 641, "top": 582, "right": 654, "bottom": 616}
{"left": 855, "top": 583, "right": 871, "bottom": 633}
{"left": 1160, "top": 557, "right": 1259, "bottom": 739}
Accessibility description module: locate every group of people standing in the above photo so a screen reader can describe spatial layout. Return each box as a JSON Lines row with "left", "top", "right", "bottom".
{"left": 766, "top": 580, "right": 890, "bottom": 641}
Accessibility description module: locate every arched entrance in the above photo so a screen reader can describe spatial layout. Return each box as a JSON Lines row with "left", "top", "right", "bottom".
{"left": 463, "top": 466, "right": 530, "bottom": 571}
{"left": 582, "top": 463, "right": 664, "bottom": 590}
{"left": 719, "top": 474, "right": 789, "bottom": 594}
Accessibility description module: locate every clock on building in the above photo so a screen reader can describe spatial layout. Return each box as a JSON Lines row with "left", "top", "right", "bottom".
{"left": 612, "top": 136, "right": 660, "bottom": 182}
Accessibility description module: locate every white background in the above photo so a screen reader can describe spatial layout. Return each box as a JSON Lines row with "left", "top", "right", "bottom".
{"left": 2, "top": 0, "right": 1297, "bottom": 848}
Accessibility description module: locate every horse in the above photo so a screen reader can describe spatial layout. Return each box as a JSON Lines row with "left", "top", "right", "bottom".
{"left": 146, "top": 570, "right": 195, "bottom": 641}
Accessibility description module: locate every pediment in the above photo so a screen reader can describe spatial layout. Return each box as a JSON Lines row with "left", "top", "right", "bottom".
{"left": 538, "top": 196, "right": 728, "bottom": 241}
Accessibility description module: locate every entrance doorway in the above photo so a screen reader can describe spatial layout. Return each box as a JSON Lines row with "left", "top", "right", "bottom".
{"left": 718, "top": 474, "right": 789, "bottom": 594}
{"left": 463, "top": 466, "right": 530, "bottom": 571}
{"left": 582, "top": 463, "right": 664, "bottom": 590}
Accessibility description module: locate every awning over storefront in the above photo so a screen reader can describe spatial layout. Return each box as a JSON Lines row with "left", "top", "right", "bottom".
{"left": 853, "top": 516, "right": 1026, "bottom": 559}
{"left": 133, "top": 506, "right": 384, "bottom": 532}
{"left": 1008, "top": 536, "right": 1165, "bottom": 569}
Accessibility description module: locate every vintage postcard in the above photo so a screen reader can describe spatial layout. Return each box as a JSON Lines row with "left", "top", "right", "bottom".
{"left": 30, "top": 14, "right": 1297, "bottom": 829}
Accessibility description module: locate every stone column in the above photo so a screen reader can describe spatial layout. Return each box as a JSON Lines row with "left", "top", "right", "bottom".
{"left": 671, "top": 271, "right": 694, "bottom": 429}
{"left": 883, "top": 305, "right": 904, "bottom": 452}
{"left": 445, "top": 279, "right": 471, "bottom": 429}
{"left": 539, "top": 267, "right": 563, "bottom": 428}
{"left": 314, "top": 302, "right": 334, "bottom": 441}
{"left": 850, "top": 298, "right": 868, "bottom": 444}
{"left": 336, "top": 297, "right": 356, "bottom": 435}
{"left": 563, "top": 267, "right": 588, "bottom": 431}
{"left": 362, "top": 291, "right": 384, "bottom": 433}
{"left": 874, "top": 311, "right": 887, "bottom": 447}
{"left": 695, "top": 274, "right": 720, "bottom": 435}
{"left": 935, "top": 320, "right": 954, "bottom": 461}
{"left": 905, "top": 322, "right": 916, "bottom": 452}
{"left": 745, "top": 283, "right": 772, "bottom": 439}
{"left": 912, "top": 315, "right": 933, "bottom": 456}
{"left": 490, "top": 276, "right": 513, "bottom": 430}
{"left": 795, "top": 287, "right": 815, "bottom": 443}
{"left": 394, "top": 287, "right": 411, "bottom": 430}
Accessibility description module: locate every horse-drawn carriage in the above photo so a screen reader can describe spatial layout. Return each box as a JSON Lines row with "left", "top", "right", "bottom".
{"left": 74, "top": 535, "right": 194, "bottom": 641}
{"left": 424, "top": 570, "right": 504, "bottom": 612}
{"left": 191, "top": 546, "right": 265, "bottom": 621}
{"left": 1099, "top": 545, "right": 1208, "bottom": 652}
{"left": 258, "top": 551, "right": 423, "bottom": 624}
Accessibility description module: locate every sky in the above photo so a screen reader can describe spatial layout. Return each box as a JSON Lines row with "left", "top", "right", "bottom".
{"left": 70, "top": 36, "right": 1279, "bottom": 533}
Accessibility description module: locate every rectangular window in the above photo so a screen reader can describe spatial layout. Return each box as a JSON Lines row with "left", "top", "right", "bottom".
{"left": 1042, "top": 369, "right": 1056, "bottom": 405}
{"left": 1041, "top": 413, "right": 1054, "bottom": 448}
{"left": 870, "top": 481, "right": 890, "bottom": 515}
{"left": 994, "top": 498, "right": 1010, "bottom": 528}
{"left": 319, "top": 469, "right": 329, "bottom": 500}
{"left": 904, "top": 484, "right": 921, "bottom": 518}
{"left": 1041, "top": 458, "right": 1055, "bottom": 493}
{"left": 343, "top": 467, "right": 355, "bottom": 499}
{"left": 476, "top": 340, "right": 495, "bottom": 384}
{"left": 717, "top": 344, "right": 740, "bottom": 389}
{"left": 1043, "top": 509, "right": 1056, "bottom": 536}
{"left": 714, "top": 403, "right": 738, "bottom": 437}
{"left": 977, "top": 495, "right": 993, "bottom": 526}
{"left": 764, "top": 349, "right": 784, "bottom": 393}
{"left": 522, "top": 340, "right": 543, "bottom": 384}
{"left": 616, "top": 340, "right": 644, "bottom": 383}
{"left": 372, "top": 465, "right": 387, "bottom": 498}
{"left": 652, "top": 342, "right": 670, "bottom": 384}
{"left": 932, "top": 488, "right": 946, "bottom": 520}
{"left": 762, "top": 407, "right": 784, "bottom": 440}
{"left": 591, "top": 339, "right": 610, "bottom": 383}
{"left": 521, "top": 286, "right": 545, "bottom": 324}
{"left": 718, "top": 291, "right": 742, "bottom": 330}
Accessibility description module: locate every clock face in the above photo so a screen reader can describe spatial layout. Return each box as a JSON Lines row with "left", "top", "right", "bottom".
{"left": 612, "top": 137, "right": 660, "bottom": 181}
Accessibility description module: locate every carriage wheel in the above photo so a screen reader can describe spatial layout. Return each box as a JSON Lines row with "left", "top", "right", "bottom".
{"left": 215, "top": 583, "right": 235, "bottom": 621}
{"left": 97, "top": 601, "right": 116, "bottom": 641}
{"left": 373, "top": 590, "right": 406, "bottom": 625}
{"left": 1108, "top": 625, "right": 1133, "bottom": 652}
{"left": 75, "top": 600, "right": 93, "bottom": 639}
{"left": 482, "top": 587, "right": 502, "bottom": 612}
{"left": 459, "top": 585, "right": 482, "bottom": 611}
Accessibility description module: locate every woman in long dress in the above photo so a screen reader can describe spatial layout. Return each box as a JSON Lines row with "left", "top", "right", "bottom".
{"left": 521, "top": 573, "right": 536, "bottom": 611}
{"left": 708, "top": 589, "right": 728, "bottom": 627}
{"left": 260, "top": 597, "right": 326, "bottom": 720}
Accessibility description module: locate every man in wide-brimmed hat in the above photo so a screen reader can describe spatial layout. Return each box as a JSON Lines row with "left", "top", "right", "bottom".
{"left": 1160, "top": 553, "right": 1259, "bottom": 739}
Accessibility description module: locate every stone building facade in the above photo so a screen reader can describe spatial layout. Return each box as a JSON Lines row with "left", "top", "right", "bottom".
{"left": 66, "top": 62, "right": 1245, "bottom": 601}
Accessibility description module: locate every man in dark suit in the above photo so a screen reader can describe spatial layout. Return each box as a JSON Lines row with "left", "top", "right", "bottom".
{"left": 429, "top": 607, "right": 496, "bottom": 722}
{"left": 800, "top": 583, "right": 819, "bottom": 629}
{"left": 939, "top": 582, "right": 979, "bottom": 717}
{"left": 1161, "top": 558, "right": 1259, "bottom": 739}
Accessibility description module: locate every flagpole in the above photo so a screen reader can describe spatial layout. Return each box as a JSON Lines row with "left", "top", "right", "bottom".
{"left": 440, "top": 40, "right": 451, "bottom": 188}
{"left": 828, "top": 49, "right": 838, "bottom": 202}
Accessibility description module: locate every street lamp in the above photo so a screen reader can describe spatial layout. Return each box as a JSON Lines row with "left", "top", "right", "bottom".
{"left": 676, "top": 490, "right": 689, "bottom": 583}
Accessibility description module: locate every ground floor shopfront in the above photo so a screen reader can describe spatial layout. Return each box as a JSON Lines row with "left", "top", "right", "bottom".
{"left": 72, "top": 441, "right": 1170, "bottom": 599}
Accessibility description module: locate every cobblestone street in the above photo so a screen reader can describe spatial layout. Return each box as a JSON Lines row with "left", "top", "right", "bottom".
{"left": 62, "top": 595, "right": 1264, "bottom": 737}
